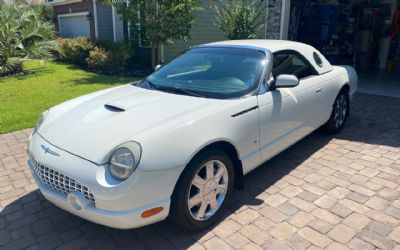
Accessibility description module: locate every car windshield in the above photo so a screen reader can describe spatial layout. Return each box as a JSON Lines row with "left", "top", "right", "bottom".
{"left": 140, "top": 47, "right": 266, "bottom": 99}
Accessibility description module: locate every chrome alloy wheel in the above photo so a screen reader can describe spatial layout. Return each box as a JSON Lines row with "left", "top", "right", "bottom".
{"left": 333, "top": 94, "right": 347, "bottom": 128}
{"left": 187, "top": 160, "right": 229, "bottom": 221}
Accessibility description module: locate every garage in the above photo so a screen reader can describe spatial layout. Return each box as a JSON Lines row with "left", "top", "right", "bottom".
{"left": 288, "top": 0, "right": 400, "bottom": 97}
{"left": 58, "top": 13, "right": 91, "bottom": 38}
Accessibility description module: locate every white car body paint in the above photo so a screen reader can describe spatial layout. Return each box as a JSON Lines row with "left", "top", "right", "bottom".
{"left": 27, "top": 40, "right": 358, "bottom": 229}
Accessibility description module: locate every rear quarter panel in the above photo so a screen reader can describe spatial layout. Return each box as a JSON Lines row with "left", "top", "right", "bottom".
{"left": 320, "top": 66, "right": 358, "bottom": 108}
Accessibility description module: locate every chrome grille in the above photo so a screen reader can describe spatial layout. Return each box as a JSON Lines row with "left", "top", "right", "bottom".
{"left": 30, "top": 157, "right": 96, "bottom": 206}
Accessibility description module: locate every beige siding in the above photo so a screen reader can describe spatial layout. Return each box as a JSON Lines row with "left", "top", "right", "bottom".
{"left": 164, "top": 1, "right": 225, "bottom": 62}
{"left": 164, "top": 0, "right": 283, "bottom": 62}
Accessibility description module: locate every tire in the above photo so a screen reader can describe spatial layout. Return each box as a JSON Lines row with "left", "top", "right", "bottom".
{"left": 170, "top": 149, "right": 235, "bottom": 231}
{"left": 324, "top": 91, "right": 349, "bottom": 134}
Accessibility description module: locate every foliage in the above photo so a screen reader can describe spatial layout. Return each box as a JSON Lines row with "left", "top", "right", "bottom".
{"left": 57, "top": 38, "right": 147, "bottom": 75}
{"left": 0, "top": 59, "right": 24, "bottom": 77}
{"left": 57, "top": 38, "right": 95, "bottom": 67}
{"left": 55, "top": 38, "right": 134, "bottom": 74}
{"left": 86, "top": 43, "right": 131, "bottom": 75}
{"left": 86, "top": 47, "right": 108, "bottom": 72}
{"left": 28, "top": 3, "right": 53, "bottom": 21}
{"left": 127, "top": 48, "right": 152, "bottom": 71}
{"left": 213, "top": 0, "right": 266, "bottom": 40}
{"left": 105, "top": 0, "right": 202, "bottom": 67}
{"left": 0, "top": 5, "right": 57, "bottom": 76}
{"left": 0, "top": 60, "right": 141, "bottom": 133}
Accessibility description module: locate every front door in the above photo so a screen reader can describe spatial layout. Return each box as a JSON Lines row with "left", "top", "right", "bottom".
{"left": 258, "top": 50, "right": 324, "bottom": 164}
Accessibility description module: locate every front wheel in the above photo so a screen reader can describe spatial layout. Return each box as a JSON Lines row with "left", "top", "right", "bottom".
{"left": 170, "top": 149, "right": 234, "bottom": 231}
{"left": 324, "top": 91, "right": 349, "bottom": 134}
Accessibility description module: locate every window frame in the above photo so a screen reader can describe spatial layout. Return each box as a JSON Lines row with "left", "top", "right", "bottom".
{"left": 272, "top": 50, "right": 319, "bottom": 80}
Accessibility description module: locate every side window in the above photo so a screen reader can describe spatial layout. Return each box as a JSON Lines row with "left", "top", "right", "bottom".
{"left": 313, "top": 52, "right": 323, "bottom": 67}
{"left": 272, "top": 51, "right": 317, "bottom": 79}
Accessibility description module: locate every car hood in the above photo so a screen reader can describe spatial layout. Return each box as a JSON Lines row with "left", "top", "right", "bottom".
{"left": 38, "top": 85, "right": 223, "bottom": 164}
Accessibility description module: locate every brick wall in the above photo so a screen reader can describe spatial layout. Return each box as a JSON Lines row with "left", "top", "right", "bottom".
{"left": 53, "top": 0, "right": 95, "bottom": 40}
{"left": 266, "top": 0, "right": 283, "bottom": 39}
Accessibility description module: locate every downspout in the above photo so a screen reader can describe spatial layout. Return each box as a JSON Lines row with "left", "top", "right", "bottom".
{"left": 160, "top": 44, "right": 165, "bottom": 64}
{"left": 93, "top": 0, "right": 99, "bottom": 39}
{"left": 127, "top": 0, "right": 131, "bottom": 40}
{"left": 112, "top": 6, "right": 117, "bottom": 41}
{"left": 280, "top": 0, "right": 290, "bottom": 40}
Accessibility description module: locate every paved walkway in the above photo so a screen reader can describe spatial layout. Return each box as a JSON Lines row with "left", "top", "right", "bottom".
{"left": 0, "top": 93, "right": 400, "bottom": 250}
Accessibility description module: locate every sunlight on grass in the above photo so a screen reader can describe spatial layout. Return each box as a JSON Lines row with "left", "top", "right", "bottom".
{"left": 0, "top": 60, "right": 142, "bottom": 134}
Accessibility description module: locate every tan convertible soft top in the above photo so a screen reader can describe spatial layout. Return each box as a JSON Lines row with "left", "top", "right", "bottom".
{"left": 206, "top": 40, "right": 334, "bottom": 75}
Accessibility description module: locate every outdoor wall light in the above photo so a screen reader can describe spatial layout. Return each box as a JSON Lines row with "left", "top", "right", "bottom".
{"left": 267, "top": 0, "right": 276, "bottom": 7}
{"left": 261, "top": 0, "right": 276, "bottom": 7}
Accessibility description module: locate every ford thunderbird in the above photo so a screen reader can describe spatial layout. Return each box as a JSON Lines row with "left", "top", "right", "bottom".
{"left": 27, "top": 40, "right": 358, "bottom": 230}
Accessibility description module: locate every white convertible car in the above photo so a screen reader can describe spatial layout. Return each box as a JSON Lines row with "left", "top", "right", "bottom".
{"left": 27, "top": 40, "right": 357, "bottom": 230}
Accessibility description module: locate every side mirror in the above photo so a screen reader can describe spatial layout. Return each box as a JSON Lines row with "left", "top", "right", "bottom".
{"left": 155, "top": 64, "right": 162, "bottom": 71}
{"left": 275, "top": 74, "right": 299, "bottom": 88}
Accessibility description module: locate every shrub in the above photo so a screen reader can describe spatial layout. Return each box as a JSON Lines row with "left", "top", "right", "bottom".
{"left": 0, "top": 59, "right": 24, "bottom": 77}
{"left": 0, "top": 5, "right": 57, "bottom": 76}
{"left": 57, "top": 38, "right": 95, "bottom": 67}
{"left": 213, "top": 0, "right": 266, "bottom": 40}
{"left": 85, "top": 47, "right": 108, "bottom": 73}
{"left": 86, "top": 41, "right": 133, "bottom": 75}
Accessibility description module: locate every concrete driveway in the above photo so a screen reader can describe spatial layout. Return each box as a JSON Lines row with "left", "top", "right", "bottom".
{"left": 0, "top": 93, "right": 399, "bottom": 250}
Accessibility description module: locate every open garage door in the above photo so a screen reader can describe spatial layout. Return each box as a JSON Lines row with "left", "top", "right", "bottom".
{"left": 59, "top": 13, "right": 90, "bottom": 38}
{"left": 287, "top": 0, "right": 400, "bottom": 98}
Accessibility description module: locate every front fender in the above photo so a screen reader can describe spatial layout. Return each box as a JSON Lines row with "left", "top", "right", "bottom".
{"left": 135, "top": 96, "right": 261, "bottom": 173}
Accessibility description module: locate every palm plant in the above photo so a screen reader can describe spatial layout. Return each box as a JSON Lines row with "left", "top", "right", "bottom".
{"left": 0, "top": 5, "right": 57, "bottom": 75}
{"left": 213, "top": 0, "right": 266, "bottom": 40}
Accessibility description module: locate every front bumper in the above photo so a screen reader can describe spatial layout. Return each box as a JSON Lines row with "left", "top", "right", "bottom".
{"left": 30, "top": 165, "right": 170, "bottom": 229}
{"left": 27, "top": 132, "right": 184, "bottom": 229}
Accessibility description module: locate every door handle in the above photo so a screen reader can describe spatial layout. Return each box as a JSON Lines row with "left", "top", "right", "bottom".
{"left": 315, "top": 87, "right": 323, "bottom": 93}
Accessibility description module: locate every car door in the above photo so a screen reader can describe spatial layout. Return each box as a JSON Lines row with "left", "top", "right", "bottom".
{"left": 257, "top": 50, "right": 324, "bottom": 164}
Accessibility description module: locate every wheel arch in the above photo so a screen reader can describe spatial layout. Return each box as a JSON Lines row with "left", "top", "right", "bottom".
{"left": 178, "top": 140, "right": 245, "bottom": 191}
{"left": 339, "top": 83, "right": 351, "bottom": 116}
{"left": 340, "top": 83, "right": 350, "bottom": 95}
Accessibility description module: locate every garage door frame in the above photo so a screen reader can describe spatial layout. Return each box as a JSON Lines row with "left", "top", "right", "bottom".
{"left": 58, "top": 11, "right": 90, "bottom": 38}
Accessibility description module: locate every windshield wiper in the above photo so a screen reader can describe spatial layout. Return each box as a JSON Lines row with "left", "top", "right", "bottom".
{"left": 142, "top": 79, "right": 204, "bottom": 97}
{"left": 157, "top": 85, "right": 204, "bottom": 97}
{"left": 145, "top": 80, "right": 159, "bottom": 90}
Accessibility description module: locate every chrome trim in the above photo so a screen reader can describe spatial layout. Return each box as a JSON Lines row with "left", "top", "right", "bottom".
{"left": 187, "top": 160, "right": 229, "bottom": 221}
{"left": 231, "top": 105, "right": 259, "bottom": 118}
{"left": 29, "top": 157, "right": 96, "bottom": 206}
{"left": 40, "top": 144, "right": 60, "bottom": 156}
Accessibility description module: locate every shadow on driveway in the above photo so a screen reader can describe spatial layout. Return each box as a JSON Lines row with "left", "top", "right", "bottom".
{"left": 1, "top": 93, "right": 399, "bottom": 249}
{"left": 1, "top": 131, "right": 333, "bottom": 250}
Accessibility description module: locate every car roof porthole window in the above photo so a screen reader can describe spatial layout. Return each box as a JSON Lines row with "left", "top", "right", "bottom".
{"left": 313, "top": 52, "right": 323, "bottom": 67}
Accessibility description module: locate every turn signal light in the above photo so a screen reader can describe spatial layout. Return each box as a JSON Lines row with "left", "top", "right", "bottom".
{"left": 141, "top": 207, "right": 163, "bottom": 218}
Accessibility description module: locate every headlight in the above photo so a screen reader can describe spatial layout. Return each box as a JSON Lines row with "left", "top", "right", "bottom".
{"left": 34, "top": 110, "right": 49, "bottom": 132}
{"left": 108, "top": 142, "right": 141, "bottom": 180}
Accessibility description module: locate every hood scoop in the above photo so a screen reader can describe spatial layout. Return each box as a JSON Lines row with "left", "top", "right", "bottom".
{"left": 104, "top": 92, "right": 162, "bottom": 112}
{"left": 104, "top": 104, "right": 125, "bottom": 112}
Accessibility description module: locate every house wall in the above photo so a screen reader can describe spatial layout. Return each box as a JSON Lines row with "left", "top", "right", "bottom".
{"left": 163, "top": 0, "right": 283, "bottom": 62}
{"left": 163, "top": 0, "right": 224, "bottom": 62}
{"left": 53, "top": 0, "right": 96, "bottom": 40}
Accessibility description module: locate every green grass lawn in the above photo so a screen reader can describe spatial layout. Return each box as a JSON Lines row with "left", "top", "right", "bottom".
{"left": 0, "top": 60, "right": 142, "bottom": 134}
